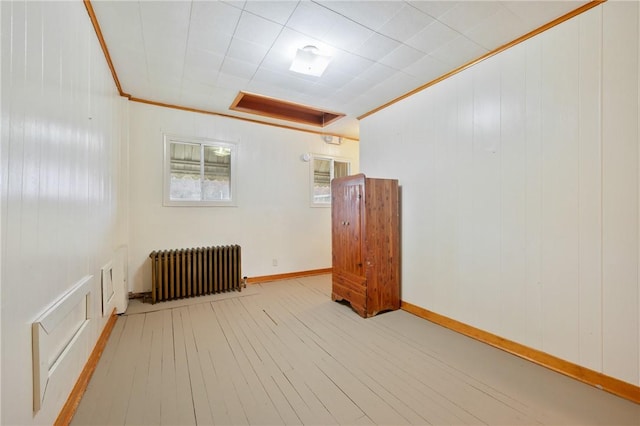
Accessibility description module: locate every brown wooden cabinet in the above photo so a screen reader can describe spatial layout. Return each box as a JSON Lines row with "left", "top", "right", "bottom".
{"left": 331, "top": 173, "right": 400, "bottom": 318}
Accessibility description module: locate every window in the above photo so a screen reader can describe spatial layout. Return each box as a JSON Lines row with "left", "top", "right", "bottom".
{"left": 310, "top": 155, "right": 350, "bottom": 206}
{"left": 163, "top": 134, "right": 237, "bottom": 206}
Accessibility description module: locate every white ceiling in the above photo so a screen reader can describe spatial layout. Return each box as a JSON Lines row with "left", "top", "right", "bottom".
{"left": 91, "top": 1, "right": 589, "bottom": 139}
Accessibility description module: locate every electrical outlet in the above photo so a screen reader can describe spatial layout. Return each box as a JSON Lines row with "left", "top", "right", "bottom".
{"left": 272, "top": 259, "right": 278, "bottom": 267}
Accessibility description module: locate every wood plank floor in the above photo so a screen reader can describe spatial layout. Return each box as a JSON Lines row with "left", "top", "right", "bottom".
{"left": 72, "top": 275, "right": 640, "bottom": 425}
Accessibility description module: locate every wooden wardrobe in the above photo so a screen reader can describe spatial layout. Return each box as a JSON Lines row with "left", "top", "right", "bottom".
{"left": 331, "top": 173, "right": 400, "bottom": 318}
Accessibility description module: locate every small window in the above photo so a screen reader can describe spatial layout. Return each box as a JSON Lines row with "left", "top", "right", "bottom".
{"left": 310, "top": 155, "right": 350, "bottom": 206}
{"left": 164, "top": 135, "right": 237, "bottom": 206}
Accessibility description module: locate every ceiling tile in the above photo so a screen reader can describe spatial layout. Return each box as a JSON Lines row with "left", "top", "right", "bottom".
{"left": 188, "top": 2, "right": 241, "bottom": 56}
{"left": 139, "top": 1, "right": 191, "bottom": 36}
{"left": 318, "top": 1, "right": 405, "bottom": 30}
{"left": 191, "top": 0, "right": 243, "bottom": 36}
{"left": 430, "top": 36, "right": 488, "bottom": 67}
{"left": 242, "top": 1, "right": 298, "bottom": 25}
{"left": 286, "top": 1, "right": 337, "bottom": 40}
{"left": 358, "top": 63, "right": 396, "bottom": 84}
{"left": 91, "top": 2, "right": 144, "bottom": 48}
{"left": 406, "top": 20, "right": 461, "bottom": 54}
{"left": 183, "top": 65, "right": 220, "bottom": 87}
{"left": 501, "top": 1, "right": 588, "bottom": 31}
{"left": 376, "top": 72, "right": 422, "bottom": 97}
{"left": 215, "top": 72, "right": 251, "bottom": 92}
{"left": 116, "top": 62, "right": 148, "bottom": 94}
{"left": 319, "top": 14, "right": 374, "bottom": 52}
{"left": 465, "top": 7, "right": 527, "bottom": 50}
{"left": 357, "top": 33, "right": 402, "bottom": 62}
{"left": 329, "top": 51, "right": 375, "bottom": 76}
{"left": 403, "top": 54, "right": 451, "bottom": 80}
{"left": 226, "top": 38, "right": 270, "bottom": 65}
{"left": 260, "top": 49, "right": 293, "bottom": 74}
{"left": 108, "top": 45, "right": 148, "bottom": 83}
{"left": 146, "top": 87, "right": 183, "bottom": 105}
{"left": 302, "top": 82, "right": 338, "bottom": 99}
{"left": 234, "top": 11, "right": 283, "bottom": 47}
{"left": 147, "top": 55, "right": 183, "bottom": 83}
{"left": 318, "top": 68, "right": 356, "bottom": 89}
{"left": 252, "top": 68, "right": 292, "bottom": 87}
{"left": 139, "top": 1, "right": 190, "bottom": 58}
{"left": 407, "top": 1, "right": 460, "bottom": 19}
{"left": 220, "top": 57, "right": 259, "bottom": 79}
{"left": 140, "top": 2, "right": 190, "bottom": 59}
{"left": 377, "top": 4, "right": 435, "bottom": 42}
{"left": 185, "top": 48, "right": 225, "bottom": 72}
{"left": 179, "top": 92, "right": 217, "bottom": 111}
{"left": 187, "top": 29, "right": 233, "bottom": 56}
{"left": 438, "top": 1, "right": 502, "bottom": 33}
{"left": 183, "top": 49, "right": 223, "bottom": 84}
{"left": 379, "top": 44, "right": 423, "bottom": 70}
{"left": 338, "top": 77, "right": 377, "bottom": 97}
{"left": 180, "top": 78, "right": 216, "bottom": 97}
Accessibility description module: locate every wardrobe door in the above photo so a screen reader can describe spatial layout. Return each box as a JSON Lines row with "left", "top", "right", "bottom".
{"left": 332, "top": 180, "right": 363, "bottom": 276}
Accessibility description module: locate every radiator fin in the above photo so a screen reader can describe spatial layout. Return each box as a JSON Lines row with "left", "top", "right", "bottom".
{"left": 149, "top": 245, "right": 242, "bottom": 304}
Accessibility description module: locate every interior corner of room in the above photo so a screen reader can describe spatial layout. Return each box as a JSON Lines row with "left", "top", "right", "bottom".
{"left": 2, "top": 0, "right": 640, "bottom": 425}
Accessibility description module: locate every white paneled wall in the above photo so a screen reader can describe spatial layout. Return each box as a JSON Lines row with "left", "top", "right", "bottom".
{"left": 360, "top": 2, "right": 640, "bottom": 386}
{"left": 1, "top": 1, "right": 126, "bottom": 424}
{"left": 127, "top": 102, "right": 359, "bottom": 293}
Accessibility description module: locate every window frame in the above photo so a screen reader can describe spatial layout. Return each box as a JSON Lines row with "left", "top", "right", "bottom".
{"left": 309, "top": 154, "right": 351, "bottom": 207}
{"left": 163, "top": 134, "right": 238, "bottom": 207}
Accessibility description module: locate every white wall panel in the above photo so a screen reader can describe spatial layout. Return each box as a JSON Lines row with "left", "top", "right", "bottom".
{"left": 360, "top": 2, "right": 640, "bottom": 386}
{"left": 540, "top": 18, "right": 581, "bottom": 363}
{"left": 127, "top": 102, "right": 359, "bottom": 293}
{"left": 523, "top": 37, "right": 543, "bottom": 349}
{"left": 454, "top": 71, "right": 476, "bottom": 326}
{"left": 471, "top": 58, "right": 502, "bottom": 333}
{"left": 499, "top": 46, "right": 527, "bottom": 343}
{"left": 601, "top": 1, "right": 640, "bottom": 385}
{"left": 577, "top": 6, "right": 603, "bottom": 373}
{"left": 1, "top": 1, "right": 127, "bottom": 424}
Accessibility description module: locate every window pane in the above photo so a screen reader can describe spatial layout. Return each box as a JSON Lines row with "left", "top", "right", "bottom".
{"left": 334, "top": 161, "right": 349, "bottom": 179}
{"left": 313, "top": 158, "right": 331, "bottom": 204}
{"left": 202, "top": 145, "right": 231, "bottom": 201}
{"left": 169, "top": 142, "right": 201, "bottom": 200}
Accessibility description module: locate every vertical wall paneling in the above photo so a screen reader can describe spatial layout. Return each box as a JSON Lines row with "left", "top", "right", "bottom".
{"left": 523, "top": 37, "right": 543, "bottom": 349}
{"left": 577, "top": 6, "right": 603, "bottom": 372}
{"left": 1, "top": 1, "right": 125, "bottom": 423}
{"left": 540, "top": 18, "right": 581, "bottom": 363}
{"left": 360, "top": 2, "right": 640, "bottom": 387}
{"left": 454, "top": 71, "right": 475, "bottom": 325}
{"left": 601, "top": 1, "right": 639, "bottom": 385}
{"left": 432, "top": 81, "right": 457, "bottom": 315}
{"left": 0, "top": 1, "right": 4, "bottom": 419}
{"left": 471, "top": 58, "right": 502, "bottom": 333}
{"left": 499, "top": 45, "right": 527, "bottom": 343}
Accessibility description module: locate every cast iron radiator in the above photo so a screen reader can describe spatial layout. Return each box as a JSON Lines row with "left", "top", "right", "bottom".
{"left": 149, "top": 245, "right": 241, "bottom": 303}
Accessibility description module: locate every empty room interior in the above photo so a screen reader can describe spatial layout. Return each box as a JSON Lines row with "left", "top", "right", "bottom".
{"left": 3, "top": 0, "right": 640, "bottom": 424}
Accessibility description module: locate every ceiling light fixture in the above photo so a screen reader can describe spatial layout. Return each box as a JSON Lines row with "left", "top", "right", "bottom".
{"left": 289, "top": 45, "right": 331, "bottom": 77}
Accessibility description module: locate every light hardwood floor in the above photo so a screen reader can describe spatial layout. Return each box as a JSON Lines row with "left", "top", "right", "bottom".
{"left": 72, "top": 275, "right": 640, "bottom": 425}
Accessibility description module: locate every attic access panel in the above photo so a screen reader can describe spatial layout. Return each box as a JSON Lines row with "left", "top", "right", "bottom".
{"left": 230, "top": 92, "right": 344, "bottom": 127}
